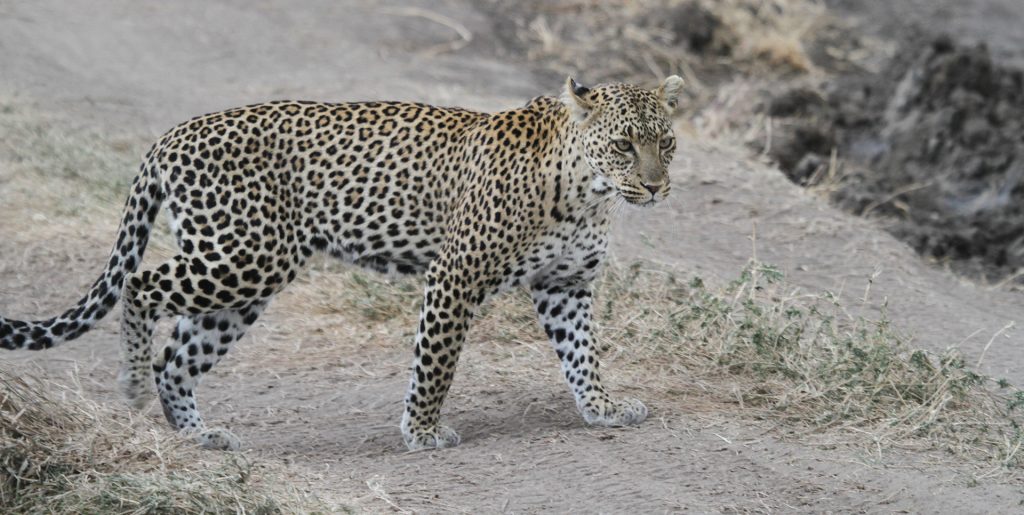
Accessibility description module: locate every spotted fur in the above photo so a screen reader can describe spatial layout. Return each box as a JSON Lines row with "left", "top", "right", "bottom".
{"left": 0, "top": 76, "right": 684, "bottom": 450}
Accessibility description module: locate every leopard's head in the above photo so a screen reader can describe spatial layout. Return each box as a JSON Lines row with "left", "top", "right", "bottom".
{"left": 562, "top": 75, "right": 683, "bottom": 206}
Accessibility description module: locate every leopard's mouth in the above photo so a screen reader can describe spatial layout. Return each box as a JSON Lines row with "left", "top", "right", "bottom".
{"left": 621, "top": 192, "right": 660, "bottom": 206}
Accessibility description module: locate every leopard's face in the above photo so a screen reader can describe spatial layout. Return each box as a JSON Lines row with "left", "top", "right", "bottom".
{"left": 564, "top": 77, "right": 684, "bottom": 206}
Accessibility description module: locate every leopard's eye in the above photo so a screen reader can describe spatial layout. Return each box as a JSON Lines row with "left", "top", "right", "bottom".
{"left": 659, "top": 135, "right": 674, "bottom": 149}
{"left": 613, "top": 139, "right": 634, "bottom": 153}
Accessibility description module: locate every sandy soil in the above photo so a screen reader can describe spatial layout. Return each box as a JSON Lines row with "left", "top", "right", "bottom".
{"left": 2, "top": 0, "right": 1023, "bottom": 512}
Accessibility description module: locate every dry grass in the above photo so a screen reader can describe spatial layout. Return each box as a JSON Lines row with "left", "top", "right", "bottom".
{"left": 593, "top": 262, "right": 1023, "bottom": 469}
{"left": 0, "top": 98, "right": 177, "bottom": 258}
{"left": 704, "top": 0, "right": 822, "bottom": 74}
{"left": 332, "top": 259, "right": 1024, "bottom": 476}
{"left": 0, "top": 99, "right": 140, "bottom": 216}
{"left": 497, "top": 0, "right": 826, "bottom": 101}
{"left": 0, "top": 369, "right": 326, "bottom": 514}
{"left": 308, "top": 265, "right": 421, "bottom": 324}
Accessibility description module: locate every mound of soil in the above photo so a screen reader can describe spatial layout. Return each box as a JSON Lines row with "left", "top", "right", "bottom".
{"left": 771, "top": 37, "right": 1024, "bottom": 281}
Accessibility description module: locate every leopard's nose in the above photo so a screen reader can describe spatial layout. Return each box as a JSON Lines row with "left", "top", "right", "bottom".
{"left": 643, "top": 183, "right": 661, "bottom": 194}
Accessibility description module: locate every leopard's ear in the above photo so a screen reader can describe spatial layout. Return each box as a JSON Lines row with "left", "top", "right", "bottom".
{"left": 560, "top": 76, "right": 594, "bottom": 123}
{"left": 655, "top": 75, "right": 685, "bottom": 113}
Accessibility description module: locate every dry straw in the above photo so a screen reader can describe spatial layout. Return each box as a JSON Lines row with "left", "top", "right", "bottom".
{"left": 0, "top": 369, "right": 321, "bottom": 514}
{"left": 503, "top": 0, "right": 824, "bottom": 94}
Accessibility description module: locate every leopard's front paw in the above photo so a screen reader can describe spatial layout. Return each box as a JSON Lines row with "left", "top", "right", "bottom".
{"left": 403, "top": 424, "right": 461, "bottom": 450}
{"left": 580, "top": 396, "right": 648, "bottom": 427}
{"left": 401, "top": 411, "right": 461, "bottom": 450}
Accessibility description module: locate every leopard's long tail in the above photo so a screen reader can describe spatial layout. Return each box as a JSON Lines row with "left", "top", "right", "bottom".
{"left": 0, "top": 163, "right": 164, "bottom": 350}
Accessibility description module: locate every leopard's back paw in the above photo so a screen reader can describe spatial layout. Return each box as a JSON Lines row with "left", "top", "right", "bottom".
{"left": 582, "top": 397, "right": 648, "bottom": 427}
{"left": 184, "top": 427, "right": 241, "bottom": 451}
{"left": 117, "top": 366, "right": 154, "bottom": 411}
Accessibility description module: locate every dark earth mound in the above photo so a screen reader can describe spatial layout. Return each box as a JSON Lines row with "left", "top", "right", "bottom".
{"left": 770, "top": 37, "right": 1024, "bottom": 281}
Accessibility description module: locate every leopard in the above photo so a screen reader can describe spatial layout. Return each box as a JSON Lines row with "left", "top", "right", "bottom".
{"left": 0, "top": 75, "right": 684, "bottom": 451}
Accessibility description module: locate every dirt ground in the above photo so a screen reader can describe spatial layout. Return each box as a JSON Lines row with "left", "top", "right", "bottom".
{"left": 2, "top": 0, "right": 1024, "bottom": 512}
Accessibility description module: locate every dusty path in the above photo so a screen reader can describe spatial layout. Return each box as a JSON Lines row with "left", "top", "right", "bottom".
{"left": 2, "top": 0, "right": 1023, "bottom": 512}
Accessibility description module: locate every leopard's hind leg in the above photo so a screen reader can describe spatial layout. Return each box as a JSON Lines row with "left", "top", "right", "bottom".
{"left": 117, "top": 275, "right": 159, "bottom": 410}
{"left": 118, "top": 255, "right": 284, "bottom": 450}
{"left": 152, "top": 301, "right": 269, "bottom": 450}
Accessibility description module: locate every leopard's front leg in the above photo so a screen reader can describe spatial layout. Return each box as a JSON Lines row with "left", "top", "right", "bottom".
{"left": 401, "top": 265, "right": 474, "bottom": 450}
{"left": 532, "top": 283, "right": 648, "bottom": 427}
